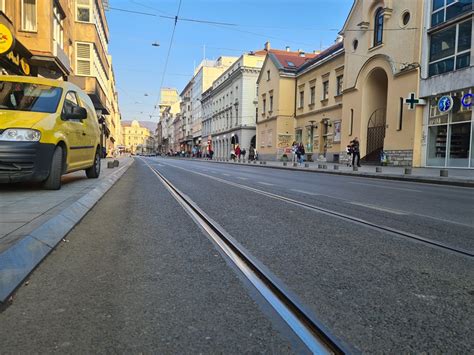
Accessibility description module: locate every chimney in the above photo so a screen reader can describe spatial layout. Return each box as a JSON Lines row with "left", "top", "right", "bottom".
{"left": 264, "top": 41, "right": 271, "bottom": 51}
{"left": 299, "top": 51, "right": 305, "bottom": 57}
{"left": 285, "top": 46, "right": 290, "bottom": 52}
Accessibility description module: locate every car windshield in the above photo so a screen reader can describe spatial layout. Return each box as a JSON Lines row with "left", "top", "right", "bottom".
{"left": 0, "top": 81, "right": 62, "bottom": 113}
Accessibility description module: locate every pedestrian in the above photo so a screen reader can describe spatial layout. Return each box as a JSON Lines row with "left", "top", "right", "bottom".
{"left": 249, "top": 145, "right": 255, "bottom": 161}
{"left": 298, "top": 143, "right": 305, "bottom": 165}
{"left": 241, "top": 148, "right": 246, "bottom": 161}
{"left": 350, "top": 137, "right": 361, "bottom": 167}
{"left": 291, "top": 141, "right": 298, "bottom": 163}
{"left": 345, "top": 144, "right": 353, "bottom": 166}
{"left": 230, "top": 148, "right": 236, "bottom": 161}
{"left": 235, "top": 145, "right": 241, "bottom": 161}
{"left": 209, "top": 149, "right": 214, "bottom": 160}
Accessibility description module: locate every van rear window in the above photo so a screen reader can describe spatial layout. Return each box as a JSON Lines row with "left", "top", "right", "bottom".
{"left": 0, "top": 81, "right": 63, "bottom": 113}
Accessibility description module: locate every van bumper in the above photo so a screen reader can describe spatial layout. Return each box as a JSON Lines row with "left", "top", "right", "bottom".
{"left": 0, "top": 142, "right": 55, "bottom": 183}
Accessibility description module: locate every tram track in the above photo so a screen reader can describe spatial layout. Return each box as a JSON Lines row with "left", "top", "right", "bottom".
{"left": 152, "top": 159, "right": 474, "bottom": 259}
{"left": 141, "top": 159, "right": 349, "bottom": 355}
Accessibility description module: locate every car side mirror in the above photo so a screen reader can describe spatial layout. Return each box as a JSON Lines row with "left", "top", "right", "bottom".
{"left": 63, "top": 106, "right": 87, "bottom": 120}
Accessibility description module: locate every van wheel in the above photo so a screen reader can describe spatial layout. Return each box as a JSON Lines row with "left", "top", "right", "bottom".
{"left": 43, "top": 146, "right": 63, "bottom": 190}
{"left": 86, "top": 150, "right": 101, "bottom": 178}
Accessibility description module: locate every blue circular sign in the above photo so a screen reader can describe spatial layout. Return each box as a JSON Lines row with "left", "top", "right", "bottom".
{"left": 438, "top": 95, "right": 453, "bottom": 112}
{"left": 461, "top": 93, "right": 472, "bottom": 108}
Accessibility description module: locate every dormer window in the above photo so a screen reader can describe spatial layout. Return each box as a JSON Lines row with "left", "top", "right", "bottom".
{"left": 374, "top": 7, "right": 384, "bottom": 46}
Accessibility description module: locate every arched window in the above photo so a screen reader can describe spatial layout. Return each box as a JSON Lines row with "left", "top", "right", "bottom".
{"left": 374, "top": 7, "right": 384, "bottom": 46}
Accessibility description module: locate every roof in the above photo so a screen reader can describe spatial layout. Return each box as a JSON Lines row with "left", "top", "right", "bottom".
{"left": 268, "top": 50, "right": 318, "bottom": 71}
{"left": 297, "top": 41, "right": 344, "bottom": 73}
{"left": 121, "top": 120, "right": 157, "bottom": 131}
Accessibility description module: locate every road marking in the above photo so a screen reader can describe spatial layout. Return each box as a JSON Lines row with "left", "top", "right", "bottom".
{"left": 222, "top": 173, "right": 230, "bottom": 176}
{"left": 257, "top": 181, "right": 274, "bottom": 186}
{"left": 291, "top": 189, "right": 320, "bottom": 196}
{"left": 237, "top": 177, "right": 248, "bottom": 180}
{"left": 349, "top": 181, "right": 421, "bottom": 193}
{"left": 349, "top": 202, "right": 408, "bottom": 215}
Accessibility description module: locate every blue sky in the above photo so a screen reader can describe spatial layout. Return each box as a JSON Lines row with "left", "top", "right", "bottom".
{"left": 107, "top": 0, "right": 354, "bottom": 123}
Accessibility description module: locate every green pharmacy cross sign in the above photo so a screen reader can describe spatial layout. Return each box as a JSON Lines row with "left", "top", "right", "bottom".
{"left": 405, "top": 92, "right": 426, "bottom": 110}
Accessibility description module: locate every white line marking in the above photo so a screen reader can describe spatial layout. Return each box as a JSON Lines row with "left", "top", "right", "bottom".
{"left": 222, "top": 173, "right": 230, "bottom": 176}
{"left": 349, "top": 181, "right": 421, "bottom": 193}
{"left": 291, "top": 189, "right": 320, "bottom": 196}
{"left": 237, "top": 177, "right": 248, "bottom": 180}
{"left": 257, "top": 181, "right": 274, "bottom": 186}
{"left": 349, "top": 202, "right": 408, "bottom": 215}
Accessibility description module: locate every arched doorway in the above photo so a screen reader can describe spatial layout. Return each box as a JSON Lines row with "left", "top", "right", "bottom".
{"left": 363, "top": 68, "right": 388, "bottom": 162}
{"left": 250, "top": 135, "right": 256, "bottom": 148}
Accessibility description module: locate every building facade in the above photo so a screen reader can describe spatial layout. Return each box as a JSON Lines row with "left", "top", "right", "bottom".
{"left": 211, "top": 52, "right": 265, "bottom": 159}
{"left": 122, "top": 120, "right": 151, "bottom": 154}
{"left": 339, "top": 0, "right": 424, "bottom": 166}
{"left": 179, "top": 79, "right": 193, "bottom": 153}
{"left": 419, "top": 0, "right": 473, "bottom": 168}
{"left": 256, "top": 43, "right": 317, "bottom": 161}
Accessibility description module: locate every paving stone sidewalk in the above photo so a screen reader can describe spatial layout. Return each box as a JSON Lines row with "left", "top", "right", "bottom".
{"left": 0, "top": 157, "right": 133, "bottom": 302}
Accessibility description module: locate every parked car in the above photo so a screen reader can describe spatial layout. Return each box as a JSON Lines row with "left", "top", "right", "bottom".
{"left": 0, "top": 76, "right": 102, "bottom": 190}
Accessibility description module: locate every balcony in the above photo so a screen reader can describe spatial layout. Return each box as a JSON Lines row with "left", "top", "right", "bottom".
{"left": 29, "top": 41, "right": 71, "bottom": 76}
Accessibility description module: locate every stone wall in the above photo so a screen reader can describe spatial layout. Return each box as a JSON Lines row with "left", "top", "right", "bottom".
{"left": 385, "top": 149, "right": 413, "bottom": 167}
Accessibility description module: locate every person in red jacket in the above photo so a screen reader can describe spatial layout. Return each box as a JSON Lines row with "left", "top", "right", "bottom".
{"left": 235, "top": 145, "right": 241, "bottom": 161}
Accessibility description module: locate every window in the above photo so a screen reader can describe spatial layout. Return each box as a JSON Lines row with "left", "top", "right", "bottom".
{"left": 336, "top": 75, "right": 343, "bottom": 96}
{"left": 269, "top": 95, "right": 273, "bottom": 112}
{"left": 267, "top": 70, "right": 270, "bottom": 80}
{"left": 322, "top": 81, "right": 329, "bottom": 100}
{"left": 429, "top": 20, "right": 471, "bottom": 76}
{"left": 76, "top": 42, "right": 92, "bottom": 76}
{"left": 310, "top": 86, "right": 315, "bottom": 105}
{"left": 299, "top": 90, "right": 304, "bottom": 108}
{"left": 262, "top": 98, "right": 266, "bottom": 113}
{"left": 22, "top": 0, "right": 37, "bottom": 32}
{"left": 63, "top": 92, "right": 80, "bottom": 116}
{"left": 374, "top": 7, "right": 384, "bottom": 46}
{"left": 432, "top": 0, "right": 472, "bottom": 27}
{"left": 77, "top": 0, "right": 92, "bottom": 22}
{"left": 0, "top": 0, "right": 5, "bottom": 13}
{"left": 53, "top": 3, "right": 64, "bottom": 49}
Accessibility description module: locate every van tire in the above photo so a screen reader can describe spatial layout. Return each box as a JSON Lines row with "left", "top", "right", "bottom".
{"left": 85, "top": 150, "right": 101, "bottom": 178}
{"left": 43, "top": 146, "right": 63, "bottom": 190}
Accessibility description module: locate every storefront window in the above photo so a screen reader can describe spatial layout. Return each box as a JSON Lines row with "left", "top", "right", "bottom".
{"left": 295, "top": 129, "right": 302, "bottom": 144}
{"left": 427, "top": 88, "right": 473, "bottom": 167}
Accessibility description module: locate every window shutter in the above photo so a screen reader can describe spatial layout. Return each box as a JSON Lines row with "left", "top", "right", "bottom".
{"left": 76, "top": 43, "right": 91, "bottom": 76}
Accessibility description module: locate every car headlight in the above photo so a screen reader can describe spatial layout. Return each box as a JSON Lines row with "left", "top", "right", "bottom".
{"left": 0, "top": 129, "right": 41, "bottom": 142}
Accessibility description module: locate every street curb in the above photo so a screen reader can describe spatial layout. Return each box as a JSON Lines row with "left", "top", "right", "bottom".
{"left": 0, "top": 160, "right": 134, "bottom": 304}
{"left": 166, "top": 157, "right": 474, "bottom": 188}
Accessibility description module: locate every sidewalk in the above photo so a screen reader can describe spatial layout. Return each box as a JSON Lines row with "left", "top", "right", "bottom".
{"left": 171, "top": 157, "right": 474, "bottom": 187}
{"left": 0, "top": 157, "right": 133, "bottom": 303}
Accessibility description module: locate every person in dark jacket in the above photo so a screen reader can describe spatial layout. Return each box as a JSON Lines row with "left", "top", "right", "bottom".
{"left": 350, "top": 137, "right": 361, "bottom": 167}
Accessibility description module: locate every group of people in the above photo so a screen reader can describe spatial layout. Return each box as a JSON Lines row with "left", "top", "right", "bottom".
{"left": 291, "top": 142, "right": 306, "bottom": 164}
{"left": 346, "top": 137, "right": 361, "bottom": 167}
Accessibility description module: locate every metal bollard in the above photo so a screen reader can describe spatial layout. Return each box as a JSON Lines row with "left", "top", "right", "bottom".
{"left": 322, "top": 164, "right": 327, "bottom": 169}
{"left": 113, "top": 160, "right": 119, "bottom": 167}
{"left": 263, "top": 161, "right": 267, "bottom": 165}
{"left": 283, "top": 162, "right": 287, "bottom": 166}
{"left": 352, "top": 166, "right": 358, "bottom": 172}
{"left": 304, "top": 163, "right": 309, "bottom": 168}
{"left": 334, "top": 165, "right": 339, "bottom": 170}
{"left": 107, "top": 161, "right": 114, "bottom": 169}
{"left": 440, "top": 169, "right": 448, "bottom": 177}
{"left": 404, "top": 167, "right": 412, "bottom": 175}
{"left": 376, "top": 166, "right": 382, "bottom": 173}
{"left": 294, "top": 162, "right": 299, "bottom": 167}
{"left": 253, "top": 161, "right": 257, "bottom": 164}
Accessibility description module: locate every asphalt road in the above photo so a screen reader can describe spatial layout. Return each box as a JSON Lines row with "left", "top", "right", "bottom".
{"left": 1, "top": 157, "right": 473, "bottom": 353}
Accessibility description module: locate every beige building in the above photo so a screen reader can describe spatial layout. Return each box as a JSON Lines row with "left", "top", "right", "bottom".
{"left": 122, "top": 120, "right": 151, "bottom": 154}
{"left": 295, "top": 42, "right": 345, "bottom": 162}
{"left": 256, "top": 44, "right": 317, "bottom": 160}
{"left": 340, "top": 0, "right": 424, "bottom": 166}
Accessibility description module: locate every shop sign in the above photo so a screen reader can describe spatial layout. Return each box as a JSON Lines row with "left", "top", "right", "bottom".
{"left": 5, "top": 51, "right": 31, "bottom": 75}
{"left": 405, "top": 92, "right": 426, "bottom": 110}
{"left": 0, "top": 24, "right": 14, "bottom": 55}
{"left": 461, "top": 93, "right": 472, "bottom": 108}
{"left": 438, "top": 95, "right": 453, "bottom": 113}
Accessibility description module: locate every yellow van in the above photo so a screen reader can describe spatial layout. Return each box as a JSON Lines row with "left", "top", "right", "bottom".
{"left": 0, "top": 76, "right": 102, "bottom": 190}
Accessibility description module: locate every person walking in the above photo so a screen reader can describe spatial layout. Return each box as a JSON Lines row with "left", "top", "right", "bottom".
{"left": 249, "top": 145, "right": 255, "bottom": 161}
{"left": 230, "top": 148, "right": 236, "bottom": 161}
{"left": 241, "top": 148, "right": 246, "bottom": 161}
{"left": 350, "top": 137, "right": 361, "bottom": 167}
{"left": 298, "top": 143, "right": 305, "bottom": 165}
{"left": 291, "top": 141, "right": 298, "bottom": 163}
{"left": 235, "top": 145, "right": 241, "bottom": 161}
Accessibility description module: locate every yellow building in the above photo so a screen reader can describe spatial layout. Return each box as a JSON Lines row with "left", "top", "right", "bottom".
{"left": 122, "top": 120, "right": 151, "bottom": 154}
{"left": 340, "top": 0, "right": 424, "bottom": 166}
{"left": 256, "top": 44, "right": 318, "bottom": 160}
{"left": 295, "top": 42, "right": 345, "bottom": 162}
